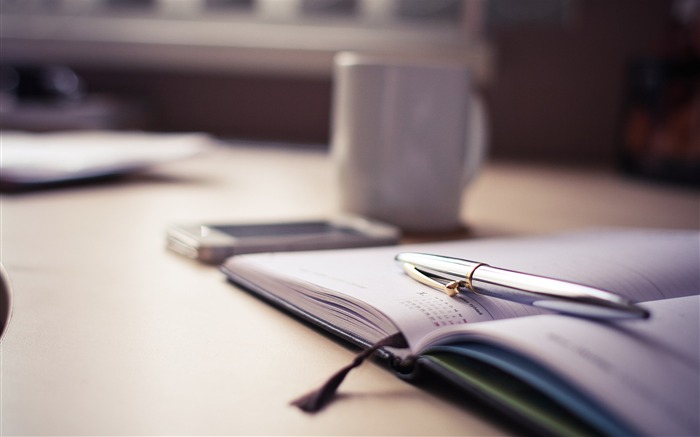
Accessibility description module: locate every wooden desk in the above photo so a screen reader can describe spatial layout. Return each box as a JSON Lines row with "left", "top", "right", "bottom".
{"left": 1, "top": 143, "right": 697, "bottom": 435}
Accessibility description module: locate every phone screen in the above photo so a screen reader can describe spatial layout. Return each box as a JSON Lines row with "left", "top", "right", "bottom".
{"left": 211, "top": 221, "right": 360, "bottom": 239}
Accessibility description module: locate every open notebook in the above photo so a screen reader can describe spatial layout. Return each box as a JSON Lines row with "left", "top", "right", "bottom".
{"left": 221, "top": 229, "right": 699, "bottom": 436}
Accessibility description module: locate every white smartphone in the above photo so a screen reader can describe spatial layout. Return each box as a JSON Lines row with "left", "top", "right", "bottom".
{"left": 166, "top": 216, "right": 401, "bottom": 264}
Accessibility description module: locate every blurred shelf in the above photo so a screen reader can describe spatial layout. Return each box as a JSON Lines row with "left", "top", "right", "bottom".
{"left": 0, "top": 0, "right": 494, "bottom": 82}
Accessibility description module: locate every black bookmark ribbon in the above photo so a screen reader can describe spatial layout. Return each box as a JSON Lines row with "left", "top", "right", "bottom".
{"left": 291, "top": 332, "right": 409, "bottom": 413}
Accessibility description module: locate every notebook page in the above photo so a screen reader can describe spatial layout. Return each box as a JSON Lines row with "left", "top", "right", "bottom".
{"left": 225, "top": 229, "right": 699, "bottom": 349}
{"left": 418, "top": 295, "right": 699, "bottom": 436}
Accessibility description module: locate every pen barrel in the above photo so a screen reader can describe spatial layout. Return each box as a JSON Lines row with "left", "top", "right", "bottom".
{"left": 472, "top": 266, "right": 628, "bottom": 303}
{"left": 470, "top": 266, "right": 648, "bottom": 319}
{"left": 395, "top": 253, "right": 648, "bottom": 319}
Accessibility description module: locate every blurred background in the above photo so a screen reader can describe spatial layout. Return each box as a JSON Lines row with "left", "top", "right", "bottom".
{"left": 1, "top": 0, "right": 698, "bottom": 183}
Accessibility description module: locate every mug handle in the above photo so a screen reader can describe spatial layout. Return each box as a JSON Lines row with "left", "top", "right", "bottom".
{"left": 462, "top": 93, "right": 488, "bottom": 186}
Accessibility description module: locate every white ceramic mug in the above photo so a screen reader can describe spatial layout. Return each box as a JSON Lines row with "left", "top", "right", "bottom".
{"left": 331, "top": 52, "right": 487, "bottom": 233}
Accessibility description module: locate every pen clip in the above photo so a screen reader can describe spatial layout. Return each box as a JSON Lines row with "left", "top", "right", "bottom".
{"left": 401, "top": 263, "right": 463, "bottom": 297}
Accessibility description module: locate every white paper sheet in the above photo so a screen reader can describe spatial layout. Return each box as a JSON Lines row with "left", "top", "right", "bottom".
{"left": 0, "top": 131, "right": 211, "bottom": 185}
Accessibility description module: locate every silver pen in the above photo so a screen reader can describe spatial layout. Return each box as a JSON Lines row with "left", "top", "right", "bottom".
{"left": 395, "top": 252, "right": 649, "bottom": 319}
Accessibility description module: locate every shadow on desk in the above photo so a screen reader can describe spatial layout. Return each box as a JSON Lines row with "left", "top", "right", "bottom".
{"left": 0, "top": 171, "right": 212, "bottom": 195}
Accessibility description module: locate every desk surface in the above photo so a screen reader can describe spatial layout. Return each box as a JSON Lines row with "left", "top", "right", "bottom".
{"left": 1, "top": 143, "right": 698, "bottom": 435}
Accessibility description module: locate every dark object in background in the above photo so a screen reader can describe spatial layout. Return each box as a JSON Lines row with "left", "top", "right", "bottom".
{"left": 617, "top": 1, "right": 699, "bottom": 186}
{"left": 0, "top": 264, "right": 12, "bottom": 343}
{"left": 618, "top": 59, "right": 700, "bottom": 186}
{"left": 0, "top": 65, "right": 148, "bottom": 132}
{"left": 1, "top": 65, "right": 85, "bottom": 102}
